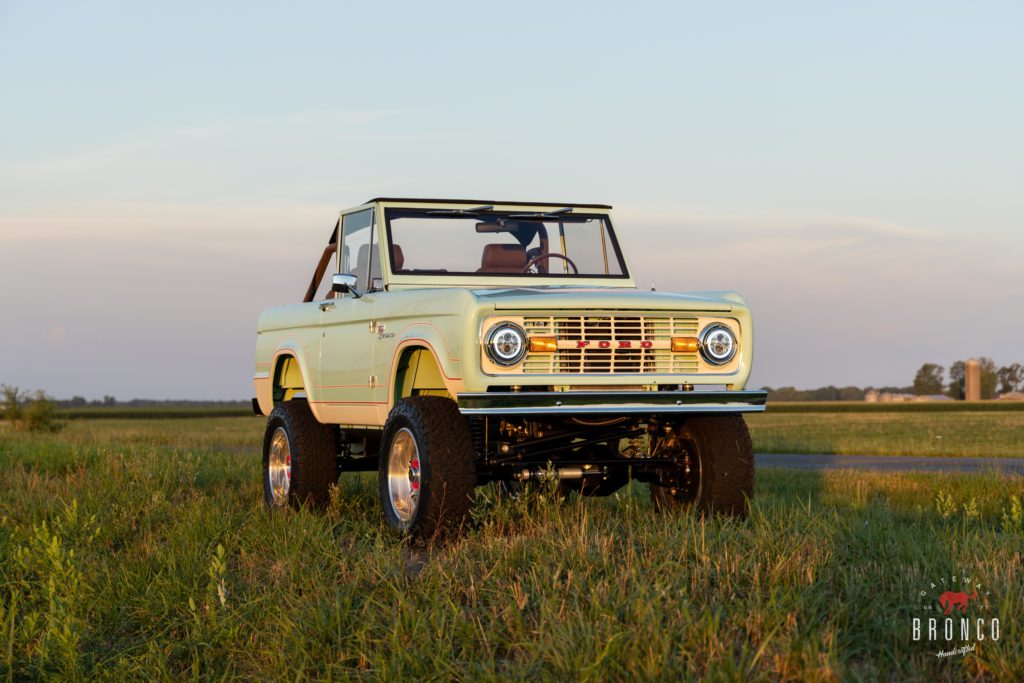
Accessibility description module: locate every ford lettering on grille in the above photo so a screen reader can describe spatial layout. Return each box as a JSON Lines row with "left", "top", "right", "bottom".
{"left": 521, "top": 315, "right": 699, "bottom": 374}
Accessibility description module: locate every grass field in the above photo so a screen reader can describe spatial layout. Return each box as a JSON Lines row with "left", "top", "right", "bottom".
{"left": 58, "top": 406, "right": 253, "bottom": 420}
{"left": 747, "top": 411, "right": 1024, "bottom": 458}
{"left": 52, "top": 403, "right": 1024, "bottom": 459}
{"left": 764, "top": 401, "right": 1024, "bottom": 414}
{"left": 1, "top": 417, "right": 1023, "bottom": 680}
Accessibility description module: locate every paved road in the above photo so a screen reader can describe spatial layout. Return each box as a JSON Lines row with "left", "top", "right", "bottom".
{"left": 757, "top": 453, "right": 1024, "bottom": 475}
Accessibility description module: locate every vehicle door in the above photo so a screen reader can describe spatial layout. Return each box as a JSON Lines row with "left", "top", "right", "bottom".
{"left": 318, "top": 207, "right": 382, "bottom": 424}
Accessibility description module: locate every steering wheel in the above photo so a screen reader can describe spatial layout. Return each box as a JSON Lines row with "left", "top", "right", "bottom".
{"left": 521, "top": 252, "right": 579, "bottom": 275}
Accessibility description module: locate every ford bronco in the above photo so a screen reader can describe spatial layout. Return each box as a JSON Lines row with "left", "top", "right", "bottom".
{"left": 253, "top": 198, "right": 766, "bottom": 537}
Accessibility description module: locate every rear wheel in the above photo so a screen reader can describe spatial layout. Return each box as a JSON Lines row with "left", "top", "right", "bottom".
{"left": 378, "top": 396, "right": 476, "bottom": 539}
{"left": 649, "top": 416, "right": 754, "bottom": 516}
{"left": 262, "top": 400, "right": 337, "bottom": 509}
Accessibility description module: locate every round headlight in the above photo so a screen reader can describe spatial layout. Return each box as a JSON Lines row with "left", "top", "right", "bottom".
{"left": 699, "top": 323, "right": 737, "bottom": 365}
{"left": 485, "top": 322, "right": 527, "bottom": 366}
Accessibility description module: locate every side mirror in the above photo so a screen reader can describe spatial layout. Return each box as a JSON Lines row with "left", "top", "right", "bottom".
{"left": 331, "top": 273, "right": 361, "bottom": 298}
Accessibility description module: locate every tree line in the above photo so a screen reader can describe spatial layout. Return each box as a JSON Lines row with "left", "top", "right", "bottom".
{"left": 761, "top": 385, "right": 904, "bottom": 402}
{"left": 57, "top": 396, "right": 251, "bottom": 409}
{"left": 764, "top": 358, "right": 1022, "bottom": 402}
{"left": 913, "top": 358, "right": 1022, "bottom": 400}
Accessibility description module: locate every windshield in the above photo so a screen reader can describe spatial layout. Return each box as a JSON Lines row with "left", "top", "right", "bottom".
{"left": 384, "top": 209, "right": 628, "bottom": 278}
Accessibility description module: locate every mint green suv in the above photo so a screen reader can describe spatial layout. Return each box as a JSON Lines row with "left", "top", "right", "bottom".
{"left": 253, "top": 198, "right": 765, "bottom": 537}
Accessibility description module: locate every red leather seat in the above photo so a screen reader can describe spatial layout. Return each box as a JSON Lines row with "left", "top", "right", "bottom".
{"left": 477, "top": 244, "right": 526, "bottom": 273}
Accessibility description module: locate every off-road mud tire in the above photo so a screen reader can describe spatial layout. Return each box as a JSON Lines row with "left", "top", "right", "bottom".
{"left": 649, "top": 415, "right": 754, "bottom": 517}
{"left": 378, "top": 396, "right": 476, "bottom": 540}
{"left": 262, "top": 399, "right": 337, "bottom": 509}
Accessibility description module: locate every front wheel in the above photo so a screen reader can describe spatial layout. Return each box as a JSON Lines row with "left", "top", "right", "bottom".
{"left": 378, "top": 396, "right": 476, "bottom": 539}
{"left": 649, "top": 416, "right": 754, "bottom": 516}
{"left": 262, "top": 400, "right": 337, "bottom": 509}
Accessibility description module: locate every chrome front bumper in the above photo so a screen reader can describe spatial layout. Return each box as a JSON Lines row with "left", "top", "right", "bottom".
{"left": 456, "top": 390, "right": 767, "bottom": 416}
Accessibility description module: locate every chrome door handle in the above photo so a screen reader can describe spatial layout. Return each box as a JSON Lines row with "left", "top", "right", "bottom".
{"left": 318, "top": 302, "right": 336, "bottom": 312}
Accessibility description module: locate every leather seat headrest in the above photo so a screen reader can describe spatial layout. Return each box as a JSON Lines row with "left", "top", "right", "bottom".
{"left": 479, "top": 244, "right": 526, "bottom": 272}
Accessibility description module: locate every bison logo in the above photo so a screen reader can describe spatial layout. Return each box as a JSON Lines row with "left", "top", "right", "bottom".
{"left": 938, "top": 589, "right": 978, "bottom": 616}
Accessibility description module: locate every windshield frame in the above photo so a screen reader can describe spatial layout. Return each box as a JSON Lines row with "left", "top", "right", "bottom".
{"left": 382, "top": 206, "right": 632, "bottom": 284}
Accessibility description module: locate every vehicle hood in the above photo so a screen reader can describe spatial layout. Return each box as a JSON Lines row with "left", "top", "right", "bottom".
{"left": 470, "top": 287, "right": 743, "bottom": 312}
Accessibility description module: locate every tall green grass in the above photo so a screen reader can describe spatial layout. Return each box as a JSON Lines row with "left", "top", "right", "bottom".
{"left": 58, "top": 406, "right": 252, "bottom": 420}
{"left": 747, "top": 411, "right": 1024, "bottom": 457}
{"left": 767, "top": 401, "right": 1024, "bottom": 413}
{"left": 1, "top": 418, "right": 1022, "bottom": 680}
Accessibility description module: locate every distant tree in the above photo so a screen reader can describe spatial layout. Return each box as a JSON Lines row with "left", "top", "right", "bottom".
{"left": 765, "top": 385, "right": 868, "bottom": 402}
{"left": 2, "top": 384, "right": 26, "bottom": 422}
{"left": 766, "top": 386, "right": 802, "bottom": 401}
{"left": 912, "top": 363, "right": 945, "bottom": 395}
{"left": 997, "top": 363, "right": 1022, "bottom": 395}
{"left": 837, "top": 386, "right": 866, "bottom": 401}
{"left": 1, "top": 385, "right": 64, "bottom": 432}
{"left": 948, "top": 361, "right": 965, "bottom": 399}
{"left": 809, "top": 385, "right": 840, "bottom": 401}
{"left": 68, "top": 395, "right": 88, "bottom": 407}
{"left": 103, "top": 395, "right": 116, "bottom": 406}
{"left": 23, "top": 390, "right": 64, "bottom": 433}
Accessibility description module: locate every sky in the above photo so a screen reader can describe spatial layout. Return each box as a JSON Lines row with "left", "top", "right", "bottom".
{"left": 1, "top": 0, "right": 1021, "bottom": 400}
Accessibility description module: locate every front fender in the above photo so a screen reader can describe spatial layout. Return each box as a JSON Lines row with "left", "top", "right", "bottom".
{"left": 385, "top": 324, "right": 465, "bottom": 407}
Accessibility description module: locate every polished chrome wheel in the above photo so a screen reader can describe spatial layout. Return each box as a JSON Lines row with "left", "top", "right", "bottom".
{"left": 386, "top": 427, "right": 421, "bottom": 522}
{"left": 268, "top": 426, "right": 292, "bottom": 506}
{"left": 378, "top": 397, "right": 476, "bottom": 538}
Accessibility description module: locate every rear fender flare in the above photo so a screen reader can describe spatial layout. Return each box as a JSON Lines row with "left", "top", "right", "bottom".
{"left": 269, "top": 349, "right": 326, "bottom": 422}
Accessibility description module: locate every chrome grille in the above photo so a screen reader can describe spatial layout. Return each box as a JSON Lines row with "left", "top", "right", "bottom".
{"left": 521, "top": 315, "right": 699, "bottom": 374}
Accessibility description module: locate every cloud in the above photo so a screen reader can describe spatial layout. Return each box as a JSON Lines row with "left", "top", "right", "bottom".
{"left": 618, "top": 202, "right": 929, "bottom": 242}
{"left": 0, "top": 109, "right": 496, "bottom": 217}
{"left": 43, "top": 325, "right": 67, "bottom": 344}
{"left": 0, "top": 108, "right": 492, "bottom": 185}
{"left": 0, "top": 201, "right": 326, "bottom": 244}
{"left": 616, "top": 202, "right": 1018, "bottom": 278}
{"left": 608, "top": 202, "right": 1024, "bottom": 388}
{"left": 1, "top": 109, "right": 400, "bottom": 176}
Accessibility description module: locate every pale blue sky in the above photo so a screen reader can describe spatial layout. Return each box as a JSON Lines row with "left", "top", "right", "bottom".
{"left": 1, "top": 1, "right": 1021, "bottom": 399}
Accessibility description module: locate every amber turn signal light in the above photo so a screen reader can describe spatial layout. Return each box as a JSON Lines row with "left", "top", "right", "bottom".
{"left": 529, "top": 336, "right": 558, "bottom": 353}
{"left": 671, "top": 336, "right": 699, "bottom": 353}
